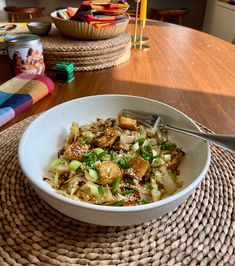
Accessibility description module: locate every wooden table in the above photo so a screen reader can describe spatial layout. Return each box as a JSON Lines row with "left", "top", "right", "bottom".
{"left": 1, "top": 20, "right": 235, "bottom": 134}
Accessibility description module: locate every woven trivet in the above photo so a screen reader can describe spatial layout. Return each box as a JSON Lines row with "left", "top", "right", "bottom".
{"left": 41, "top": 27, "right": 131, "bottom": 52}
{"left": 0, "top": 116, "right": 234, "bottom": 266}
{"left": 46, "top": 51, "right": 130, "bottom": 72}
{"left": 45, "top": 44, "right": 131, "bottom": 64}
{"left": 45, "top": 45, "right": 131, "bottom": 72}
{"left": 42, "top": 29, "right": 131, "bottom": 71}
{"left": 43, "top": 40, "right": 130, "bottom": 59}
{"left": 10, "top": 25, "right": 131, "bottom": 72}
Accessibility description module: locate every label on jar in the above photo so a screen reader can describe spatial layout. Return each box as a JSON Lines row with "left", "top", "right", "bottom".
{"left": 7, "top": 43, "right": 45, "bottom": 76}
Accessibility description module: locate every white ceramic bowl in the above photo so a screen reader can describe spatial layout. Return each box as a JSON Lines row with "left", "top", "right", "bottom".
{"left": 18, "top": 95, "right": 210, "bottom": 226}
{"left": 51, "top": 10, "right": 129, "bottom": 40}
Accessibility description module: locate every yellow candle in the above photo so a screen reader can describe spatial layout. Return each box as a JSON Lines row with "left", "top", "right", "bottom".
{"left": 139, "top": 0, "right": 147, "bottom": 22}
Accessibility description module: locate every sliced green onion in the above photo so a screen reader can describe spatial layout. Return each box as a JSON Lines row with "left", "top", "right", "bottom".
{"left": 144, "top": 143, "right": 153, "bottom": 150}
{"left": 146, "top": 182, "right": 153, "bottom": 190}
{"left": 132, "top": 142, "right": 139, "bottom": 152}
{"left": 141, "top": 150, "right": 151, "bottom": 161}
{"left": 82, "top": 131, "right": 93, "bottom": 139}
{"left": 140, "top": 145, "right": 152, "bottom": 161}
{"left": 69, "top": 160, "right": 82, "bottom": 171}
{"left": 111, "top": 177, "right": 121, "bottom": 194}
{"left": 83, "top": 151, "right": 96, "bottom": 163}
{"left": 88, "top": 169, "right": 99, "bottom": 182}
{"left": 118, "top": 157, "right": 129, "bottom": 169}
{"left": 50, "top": 158, "right": 67, "bottom": 168}
{"left": 127, "top": 179, "right": 135, "bottom": 185}
{"left": 142, "top": 199, "right": 150, "bottom": 204}
{"left": 113, "top": 200, "right": 125, "bottom": 206}
{"left": 136, "top": 133, "right": 146, "bottom": 144}
{"left": 86, "top": 182, "right": 99, "bottom": 198}
{"left": 142, "top": 139, "right": 150, "bottom": 147}
{"left": 125, "top": 152, "right": 136, "bottom": 160}
{"left": 160, "top": 143, "right": 177, "bottom": 151}
{"left": 120, "top": 189, "right": 135, "bottom": 195}
{"left": 110, "top": 152, "right": 116, "bottom": 161}
{"left": 154, "top": 170, "right": 162, "bottom": 180}
{"left": 152, "top": 149, "right": 159, "bottom": 157}
{"left": 152, "top": 157, "right": 165, "bottom": 167}
{"left": 98, "top": 186, "right": 105, "bottom": 198}
{"left": 79, "top": 140, "right": 86, "bottom": 145}
{"left": 93, "top": 148, "right": 104, "bottom": 155}
{"left": 137, "top": 137, "right": 145, "bottom": 144}
{"left": 163, "top": 154, "right": 171, "bottom": 162}
{"left": 97, "top": 151, "right": 107, "bottom": 160}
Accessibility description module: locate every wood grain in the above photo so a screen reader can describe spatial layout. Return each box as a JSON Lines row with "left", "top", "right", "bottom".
{"left": 0, "top": 20, "right": 235, "bottom": 134}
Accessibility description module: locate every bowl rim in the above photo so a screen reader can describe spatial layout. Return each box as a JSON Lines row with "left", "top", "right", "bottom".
{"left": 27, "top": 22, "right": 52, "bottom": 27}
{"left": 18, "top": 94, "right": 211, "bottom": 213}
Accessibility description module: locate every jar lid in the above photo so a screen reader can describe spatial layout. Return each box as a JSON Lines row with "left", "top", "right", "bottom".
{"left": 4, "top": 34, "right": 41, "bottom": 47}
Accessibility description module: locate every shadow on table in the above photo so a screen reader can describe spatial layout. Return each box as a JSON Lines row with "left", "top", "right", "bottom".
{"left": 1, "top": 77, "right": 234, "bottom": 135}
{"left": 74, "top": 79, "right": 235, "bottom": 135}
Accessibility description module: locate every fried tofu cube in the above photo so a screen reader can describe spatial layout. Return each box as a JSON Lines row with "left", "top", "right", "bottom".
{"left": 130, "top": 156, "right": 150, "bottom": 179}
{"left": 97, "top": 162, "right": 122, "bottom": 185}
{"left": 62, "top": 142, "right": 90, "bottom": 161}
{"left": 93, "top": 128, "right": 119, "bottom": 148}
{"left": 119, "top": 116, "right": 138, "bottom": 131}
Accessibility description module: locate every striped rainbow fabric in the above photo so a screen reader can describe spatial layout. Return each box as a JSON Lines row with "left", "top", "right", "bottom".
{"left": 0, "top": 73, "right": 55, "bottom": 127}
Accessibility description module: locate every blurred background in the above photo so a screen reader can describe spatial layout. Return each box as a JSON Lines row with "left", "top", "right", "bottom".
{"left": 1, "top": 0, "right": 235, "bottom": 43}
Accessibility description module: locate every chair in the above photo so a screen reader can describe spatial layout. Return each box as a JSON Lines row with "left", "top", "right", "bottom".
{"left": 4, "top": 6, "right": 45, "bottom": 22}
{"left": 151, "top": 8, "right": 189, "bottom": 25}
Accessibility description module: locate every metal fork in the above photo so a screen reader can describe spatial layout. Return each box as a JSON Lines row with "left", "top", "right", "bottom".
{"left": 121, "top": 109, "right": 235, "bottom": 152}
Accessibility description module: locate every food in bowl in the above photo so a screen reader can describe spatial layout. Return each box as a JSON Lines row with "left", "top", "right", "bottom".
{"left": 55, "top": 1, "right": 129, "bottom": 28}
{"left": 44, "top": 116, "right": 184, "bottom": 206}
{"left": 18, "top": 95, "right": 210, "bottom": 226}
{"left": 51, "top": 10, "right": 129, "bottom": 40}
{"left": 50, "top": 1, "right": 130, "bottom": 40}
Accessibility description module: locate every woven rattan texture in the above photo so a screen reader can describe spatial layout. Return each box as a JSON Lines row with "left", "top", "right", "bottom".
{"left": 42, "top": 27, "right": 131, "bottom": 52}
{"left": 42, "top": 30, "right": 131, "bottom": 71}
{"left": 10, "top": 26, "right": 131, "bottom": 72}
{"left": 44, "top": 42, "right": 131, "bottom": 72}
{"left": 45, "top": 51, "right": 131, "bottom": 71}
{"left": 0, "top": 116, "right": 234, "bottom": 266}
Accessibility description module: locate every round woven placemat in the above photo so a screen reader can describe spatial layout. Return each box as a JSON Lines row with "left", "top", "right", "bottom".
{"left": 0, "top": 116, "right": 234, "bottom": 266}
{"left": 45, "top": 49, "right": 131, "bottom": 72}
{"left": 42, "top": 30, "right": 131, "bottom": 71}
{"left": 42, "top": 27, "right": 131, "bottom": 52}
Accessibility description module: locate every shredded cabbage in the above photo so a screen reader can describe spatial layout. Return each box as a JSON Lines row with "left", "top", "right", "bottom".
{"left": 44, "top": 115, "right": 185, "bottom": 206}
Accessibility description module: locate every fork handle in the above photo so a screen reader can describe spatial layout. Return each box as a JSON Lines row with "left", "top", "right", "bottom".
{"left": 165, "top": 125, "right": 235, "bottom": 152}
